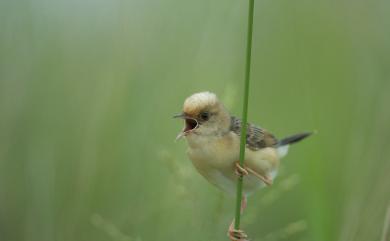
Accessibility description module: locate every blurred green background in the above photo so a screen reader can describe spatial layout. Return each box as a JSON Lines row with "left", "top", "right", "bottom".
{"left": 1, "top": 0, "right": 390, "bottom": 241}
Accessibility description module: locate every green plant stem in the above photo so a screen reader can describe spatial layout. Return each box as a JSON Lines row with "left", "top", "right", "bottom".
{"left": 234, "top": 0, "right": 255, "bottom": 230}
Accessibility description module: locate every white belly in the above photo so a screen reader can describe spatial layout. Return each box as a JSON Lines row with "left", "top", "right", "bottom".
{"left": 185, "top": 133, "right": 279, "bottom": 195}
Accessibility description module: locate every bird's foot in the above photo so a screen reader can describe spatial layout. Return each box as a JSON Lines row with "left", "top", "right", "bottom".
{"left": 235, "top": 162, "right": 249, "bottom": 176}
{"left": 228, "top": 221, "right": 249, "bottom": 241}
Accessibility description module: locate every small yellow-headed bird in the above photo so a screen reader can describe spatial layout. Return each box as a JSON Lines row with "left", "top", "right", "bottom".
{"left": 174, "top": 91, "right": 311, "bottom": 241}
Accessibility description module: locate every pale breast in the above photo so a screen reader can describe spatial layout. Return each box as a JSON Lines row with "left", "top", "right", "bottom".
{"left": 186, "top": 133, "right": 239, "bottom": 171}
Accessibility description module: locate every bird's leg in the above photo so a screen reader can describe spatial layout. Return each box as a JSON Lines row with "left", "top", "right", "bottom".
{"left": 246, "top": 167, "right": 273, "bottom": 186}
{"left": 234, "top": 161, "right": 273, "bottom": 186}
{"left": 241, "top": 195, "right": 247, "bottom": 214}
{"left": 228, "top": 196, "right": 249, "bottom": 241}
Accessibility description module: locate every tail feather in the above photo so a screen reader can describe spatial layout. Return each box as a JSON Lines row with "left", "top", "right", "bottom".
{"left": 278, "top": 132, "right": 313, "bottom": 146}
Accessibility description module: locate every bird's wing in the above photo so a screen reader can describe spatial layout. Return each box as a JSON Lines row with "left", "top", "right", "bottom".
{"left": 230, "top": 116, "right": 278, "bottom": 151}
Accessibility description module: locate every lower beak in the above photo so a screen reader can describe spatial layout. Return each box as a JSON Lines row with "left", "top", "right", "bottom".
{"left": 175, "top": 132, "right": 185, "bottom": 141}
{"left": 173, "top": 112, "right": 199, "bottom": 141}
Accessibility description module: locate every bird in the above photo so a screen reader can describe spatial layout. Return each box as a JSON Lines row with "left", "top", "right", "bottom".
{"left": 174, "top": 91, "right": 312, "bottom": 241}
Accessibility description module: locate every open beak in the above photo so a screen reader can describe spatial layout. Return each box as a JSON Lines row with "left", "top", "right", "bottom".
{"left": 173, "top": 112, "right": 199, "bottom": 140}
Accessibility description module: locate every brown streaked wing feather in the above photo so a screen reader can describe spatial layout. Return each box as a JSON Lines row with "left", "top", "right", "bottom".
{"left": 230, "top": 116, "right": 278, "bottom": 151}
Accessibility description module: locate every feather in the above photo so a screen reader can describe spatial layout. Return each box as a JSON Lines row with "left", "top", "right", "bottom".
{"left": 230, "top": 116, "right": 278, "bottom": 151}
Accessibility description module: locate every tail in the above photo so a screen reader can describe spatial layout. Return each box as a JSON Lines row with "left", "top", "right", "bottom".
{"left": 276, "top": 132, "right": 313, "bottom": 158}
{"left": 278, "top": 132, "right": 313, "bottom": 146}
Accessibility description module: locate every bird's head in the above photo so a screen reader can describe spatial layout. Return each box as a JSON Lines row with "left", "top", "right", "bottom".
{"left": 174, "top": 91, "right": 231, "bottom": 140}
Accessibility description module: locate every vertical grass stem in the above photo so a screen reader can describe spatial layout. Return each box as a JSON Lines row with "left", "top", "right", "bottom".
{"left": 234, "top": 0, "right": 255, "bottom": 230}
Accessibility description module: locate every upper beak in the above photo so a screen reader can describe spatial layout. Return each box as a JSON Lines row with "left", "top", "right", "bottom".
{"left": 173, "top": 113, "right": 187, "bottom": 119}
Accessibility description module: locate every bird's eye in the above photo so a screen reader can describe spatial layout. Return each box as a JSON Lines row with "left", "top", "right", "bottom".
{"left": 200, "top": 112, "right": 210, "bottom": 121}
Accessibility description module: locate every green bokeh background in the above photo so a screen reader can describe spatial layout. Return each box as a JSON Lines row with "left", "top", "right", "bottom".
{"left": 1, "top": 0, "right": 389, "bottom": 241}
